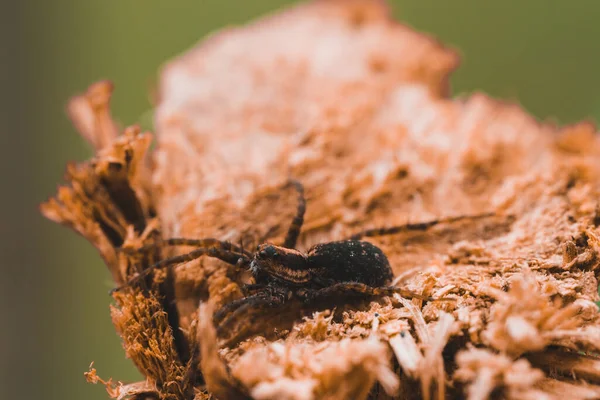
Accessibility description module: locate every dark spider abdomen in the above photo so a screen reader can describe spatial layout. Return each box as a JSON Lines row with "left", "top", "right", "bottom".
{"left": 307, "top": 240, "right": 393, "bottom": 287}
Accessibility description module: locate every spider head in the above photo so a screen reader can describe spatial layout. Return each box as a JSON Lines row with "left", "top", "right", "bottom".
{"left": 251, "top": 244, "right": 310, "bottom": 284}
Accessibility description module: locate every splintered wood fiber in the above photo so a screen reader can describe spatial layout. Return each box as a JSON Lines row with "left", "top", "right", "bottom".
{"left": 42, "top": 1, "right": 600, "bottom": 399}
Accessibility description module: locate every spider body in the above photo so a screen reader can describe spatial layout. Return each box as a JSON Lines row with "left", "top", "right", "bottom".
{"left": 251, "top": 240, "right": 392, "bottom": 288}
{"left": 117, "top": 179, "right": 495, "bottom": 345}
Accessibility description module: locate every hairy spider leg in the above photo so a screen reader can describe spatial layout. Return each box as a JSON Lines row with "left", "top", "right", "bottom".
{"left": 347, "top": 212, "right": 496, "bottom": 240}
{"left": 282, "top": 179, "right": 306, "bottom": 249}
{"left": 218, "top": 308, "right": 296, "bottom": 348}
{"left": 213, "top": 284, "right": 282, "bottom": 325}
{"left": 215, "top": 293, "right": 287, "bottom": 342}
{"left": 240, "top": 283, "right": 268, "bottom": 295}
{"left": 300, "top": 282, "right": 445, "bottom": 303}
{"left": 112, "top": 240, "right": 251, "bottom": 292}
{"left": 212, "top": 294, "right": 265, "bottom": 326}
{"left": 117, "top": 237, "right": 252, "bottom": 258}
{"left": 164, "top": 238, "right": 253, "bottom": 258}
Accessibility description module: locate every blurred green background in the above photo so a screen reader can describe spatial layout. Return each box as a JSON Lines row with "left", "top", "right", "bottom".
{"left": 4, "top": 1, "right": 600, "bottom": 399}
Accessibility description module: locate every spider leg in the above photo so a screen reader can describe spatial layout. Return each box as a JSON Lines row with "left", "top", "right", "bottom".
{"left": 347, "top": 212, "right": 495, "bottom": 240}
{"left": 213, "top": 284, "right": 284, "bottom": 325}
{"left": 164, "top": 238, "right": 252, "bottom": 258}
{"left": 212, "top": 292, "right": 269, "bottom": 325}
{"left": 241, "top": 283, "right": 267, "bottom": 295}
{"left": 112, "top": 241, "right": 251, "bottom": 292}
{"left": 301, "top": 282, "right": 445, "bottom": 304}
{"left": 283, "top": 179, "right": 306, "bottom": 249}
{"left": 119, "top": 237, "right": 252, "bottom": 258}
{"left": 216, "top": 292, "right": 287, "bottom": 344}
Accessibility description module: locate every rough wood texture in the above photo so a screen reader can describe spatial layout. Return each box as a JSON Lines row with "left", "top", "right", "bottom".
{"left": 42, "top": 0, "right": 600, "bottom": 399}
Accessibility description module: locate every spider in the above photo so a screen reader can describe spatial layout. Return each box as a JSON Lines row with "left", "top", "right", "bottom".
{"left": 116, "top": 179, "right": 494, "bottom": 344}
